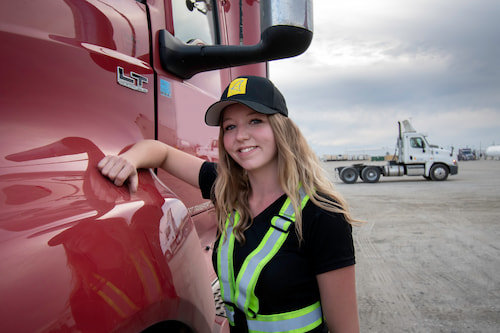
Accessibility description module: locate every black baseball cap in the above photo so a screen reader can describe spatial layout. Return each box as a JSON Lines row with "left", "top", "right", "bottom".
{"left": 204, "top": 75, "right": 288, "bottom": 126}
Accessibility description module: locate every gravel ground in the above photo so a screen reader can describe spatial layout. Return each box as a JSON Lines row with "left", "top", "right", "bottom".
{"left": 322, "top": 159, "right": 500, "bottom": 333}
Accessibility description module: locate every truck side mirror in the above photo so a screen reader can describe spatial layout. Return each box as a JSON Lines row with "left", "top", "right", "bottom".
{"left": 159, "top": 0, "right": 313, "bottom": 79}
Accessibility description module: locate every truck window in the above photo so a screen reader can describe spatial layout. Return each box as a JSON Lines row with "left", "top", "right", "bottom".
{"left": 171, "top": 0, "right": 218, "bottom": 45}
{"left": 410, "top": 137, "right": 425, "bottom": 149}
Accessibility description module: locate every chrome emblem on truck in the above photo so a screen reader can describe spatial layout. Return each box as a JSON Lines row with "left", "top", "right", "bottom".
{"left": 117, "top": 66, "right": 148, "bottom": 93}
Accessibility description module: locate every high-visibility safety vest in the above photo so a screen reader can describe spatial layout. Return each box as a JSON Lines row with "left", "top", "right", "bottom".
{"left": 217, "top": 188, "right": 324, "bottom": 333}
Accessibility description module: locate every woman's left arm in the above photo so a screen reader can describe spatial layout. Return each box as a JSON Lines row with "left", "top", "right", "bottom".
{"left": 317, "top": 265, "right": 360, "bottom": 333}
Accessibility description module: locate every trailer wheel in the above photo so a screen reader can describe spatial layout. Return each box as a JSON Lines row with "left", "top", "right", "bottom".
{"left": 361, "top": 166, "right": 381, "bottom": 183}
{"left": 339, "top": 167, "right": 359, "bottom": 184}
{"left": 429, "top": 164, "right": 449, "bottom": 181}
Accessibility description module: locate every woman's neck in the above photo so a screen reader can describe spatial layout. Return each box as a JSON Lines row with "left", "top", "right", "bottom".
{"left": 247, "top": 165, "right": 284, "bottom": 218}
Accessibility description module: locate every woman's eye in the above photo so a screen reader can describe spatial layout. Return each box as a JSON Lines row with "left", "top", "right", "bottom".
{"left": 224, "top": 124, "right": 235, "bottom": 131}
{"left": 250, "top": 118, "right": 263, "bottom": 125}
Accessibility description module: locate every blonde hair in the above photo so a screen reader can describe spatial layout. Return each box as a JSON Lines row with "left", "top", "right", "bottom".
{"left": 213, "top": 113, "right": 360, "bottom": 244}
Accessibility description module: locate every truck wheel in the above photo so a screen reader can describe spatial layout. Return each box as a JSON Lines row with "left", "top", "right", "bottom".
{"left": 339, "top": 167, "right": 359, "bottom": 184}
{"left": 361, "top": 166, "right": 381, "bottom": 183}
{"left": 429, "top": 164, "right": 449, "bottom": 181}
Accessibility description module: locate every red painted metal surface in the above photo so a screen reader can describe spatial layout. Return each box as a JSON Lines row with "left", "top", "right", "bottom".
{"left": 0, "top": 1, "right": 226, "bottom": 331}
{"left": 0, "top": 0, "right": 268, "bottom": 331}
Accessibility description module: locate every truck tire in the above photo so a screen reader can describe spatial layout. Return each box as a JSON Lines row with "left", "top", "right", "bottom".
{"left": 361, "top": 166, "right": 381, "bottom": 183}
{"left": 429, "top": 164, "right": 449, "bottom": 181}
{"left": 340, "top": 167, "right": 359, "bottom": 184}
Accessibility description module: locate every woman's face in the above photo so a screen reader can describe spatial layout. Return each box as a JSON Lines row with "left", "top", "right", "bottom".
{"left": 221, "top": 103, "right": 278, "bottom": 174}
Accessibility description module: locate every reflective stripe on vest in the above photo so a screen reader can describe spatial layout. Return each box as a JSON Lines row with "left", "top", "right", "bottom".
{"left": 218, "top": 213, "right": 237, "bottom": 325}
{"left": 217, "top": 188, "right": 323, "bottom": 332}
{"left": 247, "top": 301, "right": 323, "bottom": 333}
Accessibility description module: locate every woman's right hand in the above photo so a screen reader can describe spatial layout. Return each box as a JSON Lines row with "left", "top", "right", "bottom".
{"left": 98, "top": 155, "right": 139, "bottom": 193}
{"left": 97, "top": 139, "right": 205, "bottom": 193}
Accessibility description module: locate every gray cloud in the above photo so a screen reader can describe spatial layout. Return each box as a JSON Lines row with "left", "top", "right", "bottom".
{"left": 270, "top": 0, "right": 500, "bottom": 155}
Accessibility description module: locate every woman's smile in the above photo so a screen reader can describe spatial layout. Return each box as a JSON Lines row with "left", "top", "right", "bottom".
{"left": 238, "top": 146, "right": 257, "bottom": 153}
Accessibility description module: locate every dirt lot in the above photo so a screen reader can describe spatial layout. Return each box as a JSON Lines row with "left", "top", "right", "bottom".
{"left": 322, "top": 160, "right": 500, "bottom": 333}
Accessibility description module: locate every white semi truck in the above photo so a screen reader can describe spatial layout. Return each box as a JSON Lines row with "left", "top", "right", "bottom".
{"left": 336, "top": 120, "right": 458, "bottom": 183}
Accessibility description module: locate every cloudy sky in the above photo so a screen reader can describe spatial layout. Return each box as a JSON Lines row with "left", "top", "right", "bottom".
{"left": 269, "top": 0, "right": 500, "bottom": 156}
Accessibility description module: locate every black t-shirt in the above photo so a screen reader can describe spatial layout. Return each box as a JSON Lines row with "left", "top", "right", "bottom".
{"left": 199, "top": 162, "right": 355, "bottom": 332}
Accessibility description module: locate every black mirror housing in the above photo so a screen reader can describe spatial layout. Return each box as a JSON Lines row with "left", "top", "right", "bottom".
{"left": 159, "top": 25, "right": 312, "bottom": 79}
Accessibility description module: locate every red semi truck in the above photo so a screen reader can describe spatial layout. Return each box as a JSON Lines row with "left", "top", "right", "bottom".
{"left": 0, "top": 1, "right": 312, "bottom": 332}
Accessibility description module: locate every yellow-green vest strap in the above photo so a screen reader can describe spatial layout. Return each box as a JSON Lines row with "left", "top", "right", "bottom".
{"left": 247, "top": 301, "right": 323, "bottom": 333}
{"left": 217, "top": 212, "right": 238, "bottom": 325}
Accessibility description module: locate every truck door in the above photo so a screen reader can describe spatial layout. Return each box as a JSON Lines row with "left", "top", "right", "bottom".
{"left": 407, "top": 136, "right": 430, "bottom": 163}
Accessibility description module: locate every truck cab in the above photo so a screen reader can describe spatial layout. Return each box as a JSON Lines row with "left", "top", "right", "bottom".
{"left": 0, "top": 0, "right": 312, "bottom": 331}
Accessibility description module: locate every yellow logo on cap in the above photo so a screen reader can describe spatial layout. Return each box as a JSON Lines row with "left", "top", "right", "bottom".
{"left": 227, "top": 78, "right": 248, "bottom": 97}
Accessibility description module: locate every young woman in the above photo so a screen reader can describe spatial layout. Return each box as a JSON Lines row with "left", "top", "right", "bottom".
{"left": 98, "top": 76, "right": 360, "bottom": 333}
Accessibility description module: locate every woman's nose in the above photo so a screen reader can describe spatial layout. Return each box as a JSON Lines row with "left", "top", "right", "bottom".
{"left": 235, "top": 126, "right": 250, "bottom": 141}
